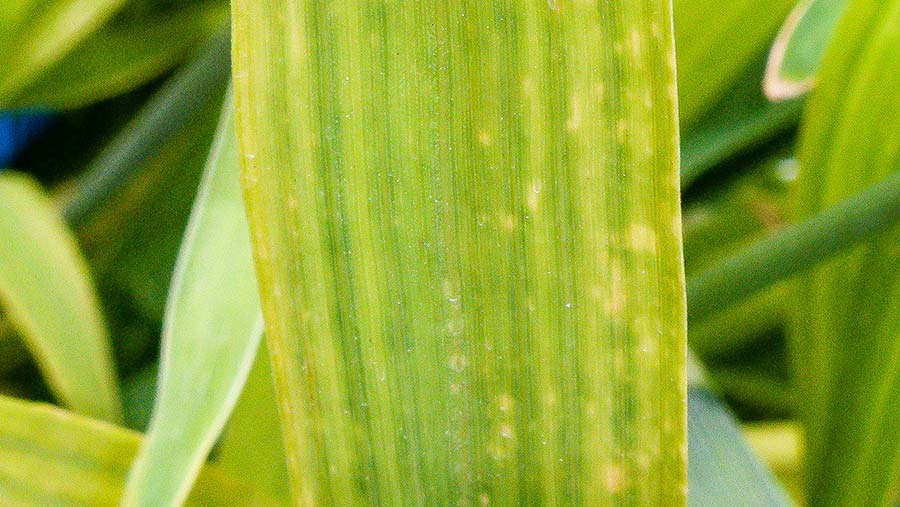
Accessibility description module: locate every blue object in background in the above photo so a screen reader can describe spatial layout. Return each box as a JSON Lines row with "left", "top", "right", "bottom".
{"left": 0, "top": 112, "right": 53, "bottom": 168}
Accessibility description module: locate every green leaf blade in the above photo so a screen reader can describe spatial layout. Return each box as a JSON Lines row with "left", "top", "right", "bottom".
{"left": 0, "top": 173, "right": 121, "bottom": 422}
{"left": 234, "top": 1, "right": 686, "bottom": 506}
{"left": 0, "top": 395, "right": 280, "bottom": 506}
{"left": 122, "top": 96, "right": 265, "bottom": 507}
{"left": 791, "top": 0, "right": 900, "bottom": 504}
{"left": 9, "top": 3, "right": 228, "bottom": 110}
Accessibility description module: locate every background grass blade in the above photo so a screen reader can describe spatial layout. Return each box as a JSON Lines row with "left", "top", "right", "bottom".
{"left": 234, "top": 1, "right": 685, "bottom": 505}
{"left": 0, "top": 0, "right": 128, "bottom": 104}
{"left": 0, "top": 172, "right": 121, "bottom": 422}
{"left": 763, "top": 0, "right": 848, "bottom": 100}
{"left": 123, "top": 97, "right": 265, "bottom": 507}
{"left": 0, "top": 395, "right": 281, "bottom": 506}
{"left": 61, "top": 28, "right": 231, "bottom": 225}
{"left": 683, "top": 155, "right": 794, "bottom": 357}
{"left": 8, "top": 2, "right": 228, "bottom": 110}
{"left": 687, "top": 169, "right": 900, "bottom": 322}
{"left": 790, "top": 0, "right": 900, "bottom": 504}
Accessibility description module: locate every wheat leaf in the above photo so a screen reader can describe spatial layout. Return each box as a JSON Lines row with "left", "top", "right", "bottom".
{"left": 234, "top": 1, "right": 686, "bottom": 505}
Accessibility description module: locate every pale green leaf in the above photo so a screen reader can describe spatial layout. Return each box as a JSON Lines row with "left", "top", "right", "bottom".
{"left": 687, "top": 379, "right": 791, "bottom": 507}
{"left": 0, "top": 173, "right": 121, "bottom": 422}
{"left": 763, "top": 0, "right": 848, "bottom": 100}
{"left": 123, "top": 96, "right": 264, "bottom": 507}
{"left": 0, "top": 395, "right": 281, "bottom": 506}
{"left": 234, "top": 1, "right": 686, "bottom": 506}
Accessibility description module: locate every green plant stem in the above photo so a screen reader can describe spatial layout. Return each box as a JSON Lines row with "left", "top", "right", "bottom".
{"left": 687, "top": 170, "right": 900, "bottom": 322}
{"left": 61, "top": 27, "right": 230, "bottom": 225}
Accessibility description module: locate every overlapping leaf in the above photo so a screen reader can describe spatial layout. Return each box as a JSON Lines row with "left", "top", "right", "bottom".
{"left": 0, "top": 395, "right": 280, "bottom": 506}
{"left": 764, "top": 0, "right": 848, "bottom": 100}
{"left": 123, "top": 97, "right": 265, "bottom": 507}
{"left": 0, "top": 173, "right": 121, "bottom": 422}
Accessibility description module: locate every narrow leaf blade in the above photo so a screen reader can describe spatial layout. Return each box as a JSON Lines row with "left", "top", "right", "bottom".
{"left": 0, "top": 172, "right": 121, "bottom": 422}
{"left": 123, "top": 95, "right": 264, "bottom": 507}
{"left": 0, "top": 0, "right": 129, "bottom": 103}
{"left": 10, "top": 3, "right": 228, "bottom": 110}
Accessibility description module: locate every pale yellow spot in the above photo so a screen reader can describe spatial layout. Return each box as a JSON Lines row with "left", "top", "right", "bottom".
{"left": 605, "top": 260, "right": 626, "bottom": 315}
{"left": 603, "top": 463, "right": 626, "bottom": 493}
{"left": 497, "top": 393, "right": 514, "bottom": 412}
{"left": 527, "top": 179, "right": 541, "bottom": 212}
{"left": 478, "top": 130, "right": 492, "bottom": 146}
{"left": 630, "top": 29, "right": 643, "bottom": 56}
{"left": 640, "top": 335, "right": 658, "bottom": 355}
{"left": 614, "top": 352, "right": 625, "bottom": 375}
{"left": 628, "top": 223, "right": 657, "bottom": 253}
{"left": 450, "top": 383, "right": 462, "bottom": 394}
{"left": 521, "top": 76, "right": 534, "bottom": 95}
{"left": 636, "top": 453, "right": 651, "bottom": 469}
{"left": 499, "top": 213, "right": 517, "bottom": 230}
{"left": 499, "top": 423, "right": 514, "bottom": 440}
{"left": 446, "top": 317, "right": 465, "bottom": 336}
{"left": 449, "top": 354, "right": 468, "bottom": 372}
{"left": 617, "top": 119, "right": 627, "bottom": 144}
{"left": 480, "top": 493, "right": 490, "bottom": 507}
{"left": 254, "top": 234, "right": 270, "bottom": 261}
{"left": 566, "top": 93, "right": 582, "bottom": 132}
{"left": 544, "top": 389, "right": 557, "bottom": 407}
{"left": 287, "top": 195, "right": 299, "bottom": 210}
{"left": 443, "top": 278, "right": 461, "bottom": 300}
